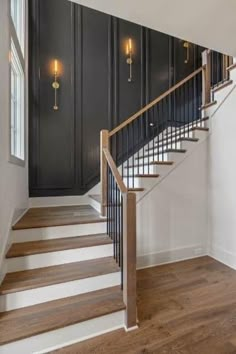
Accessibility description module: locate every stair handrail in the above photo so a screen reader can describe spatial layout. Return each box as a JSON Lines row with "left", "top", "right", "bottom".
{"left": 102, "top": 147, "right": 137, "bottom": 330}
{"left": 109, "top": 65, "right": 206, "bottom": 138}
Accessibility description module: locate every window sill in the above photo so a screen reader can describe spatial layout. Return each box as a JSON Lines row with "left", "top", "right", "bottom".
{"left": 9, "top": 155, "right": 25, "bottom": 167}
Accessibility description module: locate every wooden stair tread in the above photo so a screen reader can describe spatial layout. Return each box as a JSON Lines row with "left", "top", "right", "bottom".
{"left": 178, "top": 137, "right": 199, "bottom": 142}
{"left": 125, "top": 161, "right": 174, "bottom": 169}
{"left": 6, "top": 234, "right": 111, "bottom": 258}
{"left": 128, "top": 188, "right": 145, "bottom": 192}
{"left": 191, "top": 127, "right": 209, "bottom": 132}
{"left": 227, "top": 63, "right": 236, "bottom": 71}
{"left": 0, "top": 257, "right": 119, "bottom": 295}
{"left": 12, "top": 205, "right": 105, "bottom": 230}
{"left": 136, "top": 149, "right": 186, "bottom": 160}
{"left": 124, "top": 174, "right": 159, "bottom": 178}
{"left": 147, "top": 138, "right": 198, "bottom": 153}
{"left": 0, "top": 286, "right": 125, "bottom": 345}
{"left": 212, "top": 80, "right": 233, "bottom": 93}
{"left": 200, "top": 101, "right": 217, "bottom": 110}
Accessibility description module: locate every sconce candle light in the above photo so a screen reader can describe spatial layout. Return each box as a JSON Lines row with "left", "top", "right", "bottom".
{"left": 52, "top": 59, "right": 60, "bottom": 110}
{"left": 183, "top": 41, "right": 190, "bottom": 64}
{"left": 126, "top": 38, "right": 133, "bottom": 82}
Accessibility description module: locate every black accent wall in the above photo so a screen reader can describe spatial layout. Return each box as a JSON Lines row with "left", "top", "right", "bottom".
{"left": 29, "top": 0, "right": 204, "bottom": 197}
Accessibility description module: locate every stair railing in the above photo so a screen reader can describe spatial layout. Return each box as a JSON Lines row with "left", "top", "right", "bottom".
{"left": 210, "top": 51, "right": 233, "bottom": 88}
{"left": 99, "top": 48, "right": 232, "bottom": 330}
{"left": 101, "top": 143, "right": 137, "bottom": 330}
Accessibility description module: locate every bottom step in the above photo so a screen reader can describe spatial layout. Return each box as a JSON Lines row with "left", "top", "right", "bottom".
{"left": 0, "top": 286, "right": 125, "bottom": 353}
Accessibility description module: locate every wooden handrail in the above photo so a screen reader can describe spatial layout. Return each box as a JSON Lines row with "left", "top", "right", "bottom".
{"left": 109, "top": 66, "right": 204, "bottom": 137}
{"left": 102, "top": 146, "right": 137, "bottom": 329}
{"left": 103, "top": 148, "right": 127, "bottom": 194}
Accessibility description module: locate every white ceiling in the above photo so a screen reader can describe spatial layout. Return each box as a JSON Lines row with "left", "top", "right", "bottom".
{"left": 70, "top": 0, "right": 236, "bottom": 56}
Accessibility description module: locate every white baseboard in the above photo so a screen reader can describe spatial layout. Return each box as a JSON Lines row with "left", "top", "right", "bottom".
{"left": 137, "top": 244, "right": 207, "bottom": 269}
{"left": 1, "top": 310, "right": 125, "bottom": 354}
{"left": 29, "top": 196, "right": 90, "bottom": 208}
{"left": 208, "top": 244, "right": 236, "bottom": 270}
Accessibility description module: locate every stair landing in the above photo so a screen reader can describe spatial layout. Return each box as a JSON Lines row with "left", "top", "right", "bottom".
{"left": 12, "top": 205, "right": 105, "bottom": 230}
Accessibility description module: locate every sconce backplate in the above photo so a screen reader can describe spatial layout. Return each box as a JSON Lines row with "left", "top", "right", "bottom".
{"left": 52, "top": 82, "right": 60, "bottom": 89}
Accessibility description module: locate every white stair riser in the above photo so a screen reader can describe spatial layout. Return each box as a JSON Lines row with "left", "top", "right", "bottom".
{"left": 123, "top": 177, "right": 157, "bottom": 189}
{"left": 144, "top": 142, "right": 181, "bottom": 155}
{"left": 0, "top": 310, "right": 125, "bottom": 354}
{"left": 6, "top": 244, "right": 113, "bottom": 272}
{"left": 193, "top": 130, "right": 209, "bottom": 140}
{"left": 180, "top": 140, "right": 198, "bottom": 152}
{"left": 11, "top": 222, "right": 106, "bottom": 243}
{"left": 0, "top": 272, "right": 121, "bottom": 312}
{"left": 89, "top": 197, "right": 101, "bottom": 213}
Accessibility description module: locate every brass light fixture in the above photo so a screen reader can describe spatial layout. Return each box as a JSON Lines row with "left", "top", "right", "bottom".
{"left": 183, "top": 41, "right": 190, "bottom": 64}
{"left": 52, "top": 59, "right": 60, "bottom": 110}
{"left": 126, "top": 38, "right": 133, "bottom": 82}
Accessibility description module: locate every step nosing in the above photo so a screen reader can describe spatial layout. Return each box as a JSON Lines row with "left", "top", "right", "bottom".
{"left": 0, "top": 257, "right": 120, "bottom": 295}
{"left": 6, "top": 234, "right": 111, "bottom": 258}
{"left": 12, "top": 217, "right": 107, "bottom": 231}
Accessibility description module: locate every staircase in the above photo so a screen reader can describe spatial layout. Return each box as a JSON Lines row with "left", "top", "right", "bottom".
{"left": 0, "top": 50, "right": 235, "bottom": 353}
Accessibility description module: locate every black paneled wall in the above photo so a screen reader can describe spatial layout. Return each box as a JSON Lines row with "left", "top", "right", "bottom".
{"left": 29, "top": 0, "right": 204, "bottom": 197}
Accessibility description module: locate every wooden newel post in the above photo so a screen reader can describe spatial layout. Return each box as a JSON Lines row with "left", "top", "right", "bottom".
{"left": 100, "top": 130, "right": 109, "bottom": 217}
{"left": 202, "top": 49, "right": 211, "bottom": 106}
{"left": 123, "top": 192, "right": 137, "bottom": 330}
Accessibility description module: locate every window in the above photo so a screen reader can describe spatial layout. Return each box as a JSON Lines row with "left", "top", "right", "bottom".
{"left": 10, "top": 0, "right": 25, "bottom": 163}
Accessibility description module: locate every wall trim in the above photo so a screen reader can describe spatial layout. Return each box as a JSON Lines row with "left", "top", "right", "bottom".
{"left": 0, "top": 207, "right": 27, "bottom": 285}
{"left": 208, "top": 244, "right": 236, "bottom": 271}
{"left": 137, "top": 244, "right": 207, "bottom": 270}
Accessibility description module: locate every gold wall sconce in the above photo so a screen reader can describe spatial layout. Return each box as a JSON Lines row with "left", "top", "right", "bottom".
{"left": 183, "top": 41, "right": 190, "bottom": 64}
{"left": 126, "top": 38, "right": 133, "bottom": 82}
{"left": 52, "top": 59, "right": 60, "bottom": 110}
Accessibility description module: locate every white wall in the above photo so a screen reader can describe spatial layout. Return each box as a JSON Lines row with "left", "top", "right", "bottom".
{"left": 0, "top": 0, "right": 29, "bottom": 276}
{"left": 208, "top": 85, "right": 236, "bottom": 269}
{"left": 71, "top": 0, "right": 236, "bottom": 57}
{"left": 136, "top": 141, "right": 208, "bottom": 268}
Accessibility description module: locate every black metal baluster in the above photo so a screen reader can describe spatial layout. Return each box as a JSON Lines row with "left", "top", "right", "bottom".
{"left": 121, "top": 195, "right": 123, "bottom": 289}
{"left": 131, "top": 121, "right": 134, "bottom": 188}
{"left": 161, "top": 100, "right": 164, "bottom": 162}
{"left": 137, "top": 114, "right": 140, "bottom": 175}
{"left": 151, "top": 107, "right": 155, "bottom": 166}
{"left": 115, "top": 182, "right": 118, "bottom": 263}
{"left": 142, "top": 114, "right": 145, "bottom": 175}
{"left": 187, "top": 81, "right": 190, "bottom": 137}
{"left": 157, "top": 104, "right": 160, "bottom": 162}
{"left": 126, "top": 126, "right": 129, "bottom": 190}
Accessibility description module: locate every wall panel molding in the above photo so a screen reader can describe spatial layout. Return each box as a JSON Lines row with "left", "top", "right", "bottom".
{"left": 29, "top": 0, "right": 204, "bottom": 197}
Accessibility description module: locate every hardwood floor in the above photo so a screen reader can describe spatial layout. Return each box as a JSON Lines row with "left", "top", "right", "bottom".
{"left": 51, "top": 256, "right": 236, "bottom": 354}
{"left": 12, "top": 205, "right": 105, "bottom": 230}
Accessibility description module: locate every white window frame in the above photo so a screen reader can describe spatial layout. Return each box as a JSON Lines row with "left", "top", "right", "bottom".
{"left": 9, "top": 0, "right": 26, "bottom": 166}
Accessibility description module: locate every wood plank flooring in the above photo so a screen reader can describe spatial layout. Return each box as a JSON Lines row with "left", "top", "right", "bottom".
{"left": 0, "top": 257, "right": 119, "bottom": 295}
{"left": 51, "top": 256, "right": 236, "bottom": 354}
{"left": 12, "top": 205, "right": 105, "bottom": 230}
{"left": 6, "top": 234, "right": 111, "bottom": 258}
{"left": 0, "top": 286, "right": 125, "bottom": 345}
